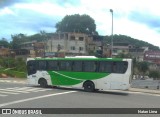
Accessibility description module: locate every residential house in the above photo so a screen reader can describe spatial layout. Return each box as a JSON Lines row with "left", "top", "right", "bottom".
{"left": 20, "top": 41, "right": 45, "bottom": 58}
{"left": 111, "top": 42, "right": 130, "bottom": 56}
{"left": 0, "top": 47, "right": 9, "bottom": 57}
{"left": 129, "top": 46, "right": 148, "bottom": 61}
{"left": 46, "top": 32, "right": 93, "bottom": 56}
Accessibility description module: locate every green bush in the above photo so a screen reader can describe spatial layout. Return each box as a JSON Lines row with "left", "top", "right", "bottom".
{"left": 0, "top": 57, "right": 27, "bottom": 71}
{"left": 0, "top": 57, "right": 27, "bottom": 78}
{"left": 3, "top": 70, "right": 27, "bottom": 78}
{"left": 149, "top": 70, "right": 160, "bottom": 80}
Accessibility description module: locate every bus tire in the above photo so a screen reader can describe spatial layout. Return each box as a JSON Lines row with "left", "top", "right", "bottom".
{"left": 83, "top": 81, "right": 95, "bottom": 92}
{"left": 39, "top": 78, "right": 48, "bottom": 88}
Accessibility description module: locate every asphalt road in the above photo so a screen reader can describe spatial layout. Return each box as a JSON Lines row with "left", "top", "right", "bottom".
{"left": 0, "top": 81, "right": 160, "bottom": 117}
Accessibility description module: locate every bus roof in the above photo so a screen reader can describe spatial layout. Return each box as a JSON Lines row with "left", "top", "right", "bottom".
{"left": 27, "top": 57, "right": 132, "bottom": 62}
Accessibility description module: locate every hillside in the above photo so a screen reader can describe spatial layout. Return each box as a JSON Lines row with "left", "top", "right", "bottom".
{"left": 104, "top": 34, "right": 159, "bottom": 50}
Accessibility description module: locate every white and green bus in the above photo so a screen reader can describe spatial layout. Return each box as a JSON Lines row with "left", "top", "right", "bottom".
{"left": 27, "top": 56, "right": 132, "bottom": 92}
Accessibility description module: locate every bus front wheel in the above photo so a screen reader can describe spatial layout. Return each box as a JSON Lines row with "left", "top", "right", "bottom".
{"left": 39, "top": 78, "right": 48, "bottom": 88}
{"left": 83, "top": 81, "right": 95, "bottom": 92}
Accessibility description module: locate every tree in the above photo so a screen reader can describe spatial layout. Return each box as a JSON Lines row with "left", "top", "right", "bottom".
{"left": 149, "top": 70, "right": 160, "bottom": 80}
{"left": 56, "top": 14, "right": 98, "bottom": 35}
{"left": 103, "top": 35, "right": 159, "bottom": 50}
{"left": 137, "top": 61, "right": 149, "bottom": 76}
{"left": 0, "top": 38, "right": 10, "bottom": 48}
{"left": 11, "top": 33, "right": 28, "bottom": 49}
{"left": 28, "top": 33, "right": 44, "bottom": 42}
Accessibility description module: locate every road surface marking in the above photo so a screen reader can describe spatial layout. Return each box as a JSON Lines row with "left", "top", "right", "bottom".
{"left": 0, "top": 89, "right": 30, "bottom": 93}
{"left": 0, "top": 94, "right": 7, "bottom": 97}
{"left": 6, "top": 87, "right": 36, "bottom": 90}
{"left": 6, "top": 87, "right": 19, "bottom": 89}
{"left": 0, "top": 91, "right": 77, "bottom": 107}
{"left": 13, "top": 81, "right": 25, "bottom": 84}
{"left": 0, "top": 80, "right": 26, "bottom": 84}
{"left": 0, "top": 91, "right": 19, "bottom": 94}
{"left": 31, "top": 89, "right": 53, "bottom": 92}
{"left": 0, "top": 87, "right": 53, "bottom": 96}
{"left": 14, "top": 87, "right": 52, "bottom": 91}
{"left": 0, "top": 80, "right": 11, "bottom": 83}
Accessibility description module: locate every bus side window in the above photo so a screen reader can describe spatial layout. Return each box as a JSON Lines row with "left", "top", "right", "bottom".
{"left": 27, "top": 61, "right": 36, "bottom": 75}
{"left": 99, "top": 61, "right": 112, "bottom": 73}
{"left": 83, "top": 61, "right": 96, "bottom": 72}
{"left": 59, "top": 61, "right": 65, "bottom": 71}
{"left": 123, "top": 62, "right": 128, "bottom": 73}
{"left": 59, "top": 61, "right": 72, "bottom": 71}
{"left": 94, "top": 62, "right": 99, "bottom": 72}
{"left": 66, "top": 61, "right": 72, "bottom": 71}
{"left": 112, "top": 62, "right": 128, "bottom": 73}
{"left": 48, "top": 61, "right": 59, "bottom": 71}
{"left": 112, "top": 62, "right": 117, "bottom": 73}
{"left": 72, "top": 61, "right": 82, "bottom": 72}
{"left": 37, "top": 61, "right": 47, "bottom": 70}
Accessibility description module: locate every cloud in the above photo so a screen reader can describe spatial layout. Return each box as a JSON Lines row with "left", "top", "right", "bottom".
{"left": 128, "top": 11, "right": 160, "bottom": 31}
{"left": 53, "top": 0, "right": 81, "bottom": 6}
{"left": 0, "top": 7, "right": 58, "bottom": 40}
{"left": 0, "top": 0, "right": 81, "bottom": 40}
{"left": 0, "top": 0, "right": 160, "bottom": 47}
{"left": 0, "top": 0, "right": 29, "bottom": 8}
{"left": 0, "top": 7, "right": 15, "bottom": 15}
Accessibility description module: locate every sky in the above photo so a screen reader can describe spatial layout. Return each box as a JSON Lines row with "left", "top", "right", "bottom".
{"left": 0, "top": 0, "right": 160, "bottom": 47}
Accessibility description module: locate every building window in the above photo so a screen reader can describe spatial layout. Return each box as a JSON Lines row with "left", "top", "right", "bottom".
{"left": 79, "top": 47, "right": 83, "bottom": 51}
{"left": 70, "top": 36, "right": 75, "bottom": 41}
{"left": 71, "top": 46, "right": 75, "bottom": 50}
{"left": 79, "top": 37, "right": 84, "bottom": 41}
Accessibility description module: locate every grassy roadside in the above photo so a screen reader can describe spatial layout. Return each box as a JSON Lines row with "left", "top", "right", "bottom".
{"left": 0, "top": 68, "right": 27, "bottom": 78}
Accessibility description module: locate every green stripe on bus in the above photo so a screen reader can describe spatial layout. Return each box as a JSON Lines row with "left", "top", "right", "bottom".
{"left": 47, "top": 71, "right": 110, "bottom": 86}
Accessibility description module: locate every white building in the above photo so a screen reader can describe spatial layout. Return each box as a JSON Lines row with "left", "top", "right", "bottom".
{"left": 46, "top": 32, "right": 93, "bottom": 56}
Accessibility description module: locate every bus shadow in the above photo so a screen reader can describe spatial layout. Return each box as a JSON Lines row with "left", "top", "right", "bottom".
{"left": 53, "top": 86, "right": 129, "bottom": 96}
{"left": 94, "top": 90, "right": 129, "bottom": 96}
{"left": 28, "top": 85, "right": 129, "bottom": 96}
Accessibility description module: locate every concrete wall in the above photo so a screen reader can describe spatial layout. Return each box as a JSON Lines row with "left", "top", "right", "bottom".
{"left": 131, "top": 80, "right": 160, "bottom": 90}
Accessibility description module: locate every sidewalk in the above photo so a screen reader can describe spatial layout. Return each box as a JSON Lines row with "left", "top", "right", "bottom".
{"left": 0, "top": 77, "right": 27, "bottom": 84}
{"left": 129, "top": 88, "right": 160, "bottom": 94}
{"left": 0, "top": 77, "right": 26, "bottom": 81}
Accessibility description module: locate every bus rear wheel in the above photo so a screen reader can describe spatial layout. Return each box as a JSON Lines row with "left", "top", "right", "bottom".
{"left": 83, "top": 81, "right": 95, "bottom": 92}
{"left": 39, "top": 78, "right": 48, "bottom": 88}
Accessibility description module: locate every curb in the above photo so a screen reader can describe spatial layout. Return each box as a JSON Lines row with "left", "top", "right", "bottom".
{"left": 129, "top": 88, "right": 160, "bottom": 95}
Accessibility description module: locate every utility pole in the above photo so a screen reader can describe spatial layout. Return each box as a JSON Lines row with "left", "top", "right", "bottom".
{"left": 110, "top": 9, "right": 113, "bottom": 58}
